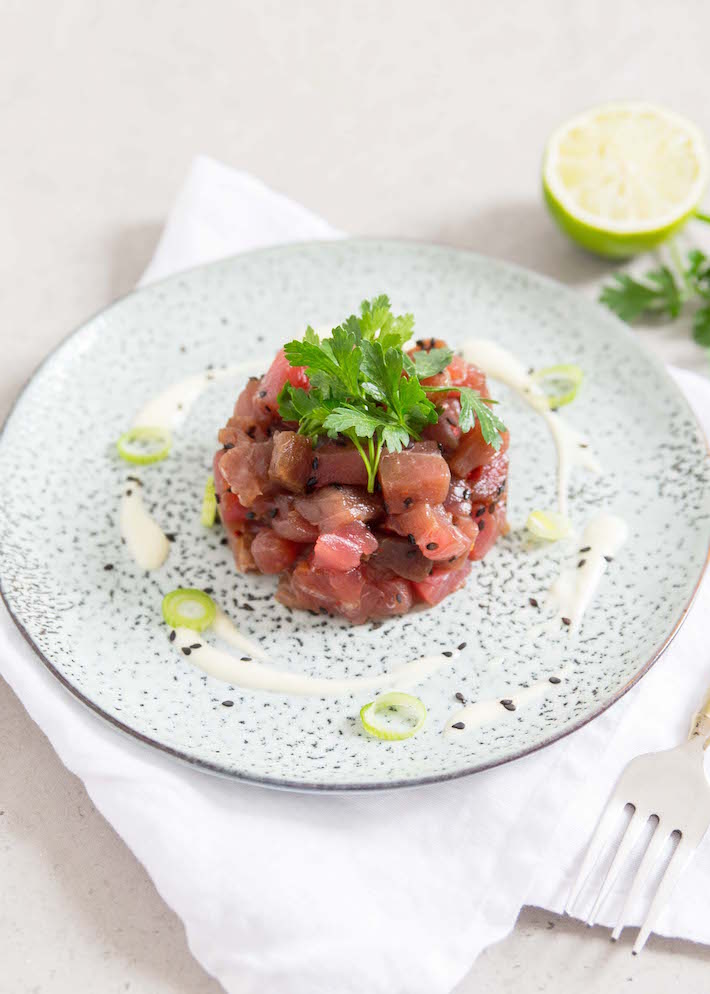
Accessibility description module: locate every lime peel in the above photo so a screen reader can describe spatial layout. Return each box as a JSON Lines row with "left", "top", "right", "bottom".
{"left": 117, "top": 426, "right": 172, "bottom": 465}
{"left": 162, "top": 588, "right": 217, "bottom": 632}
{"left": 360, "top": 692, "right": 427, "bottom": 741}
{"left": 526, "top": 510, "right": 571, "bottom": 542}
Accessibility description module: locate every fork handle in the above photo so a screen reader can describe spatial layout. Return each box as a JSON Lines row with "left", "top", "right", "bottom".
{"left": 689, "top": 687, "right": 710, "bottom": 747}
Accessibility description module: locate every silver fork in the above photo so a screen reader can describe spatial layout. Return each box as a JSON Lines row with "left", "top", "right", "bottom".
{"left": 565, "top": 688, "right": 710, "bottom": 954}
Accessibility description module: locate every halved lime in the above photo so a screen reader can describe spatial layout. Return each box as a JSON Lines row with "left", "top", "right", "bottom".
{"left": 543, "top": 102, "right": 708, "bottom": 258}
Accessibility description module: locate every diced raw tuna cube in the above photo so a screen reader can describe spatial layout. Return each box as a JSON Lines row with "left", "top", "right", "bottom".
{"left": 443, "top": 476, "right": 473, "bottom": 518}
{"left": 251, "top": 530, "right": 302, "bottom": 574}
{"left": 271, "top": 494, "right": 320, "bottom": 543}
{"left": 421, "top": 397, "right": 462, "bottom": 454}
{"left": 412, "top": 561, "right": 472, "bottom": 605}
{"left": 313, "top": 521, "right": 378, "bottom": 572}
{"left": 358, "top": 567, "right": 413, "bottom": 621}
{"left": 387, "top": 503, "right": 473, "bottom": 561}
{"left": 278, "top": 560, "right": 366, "bottom": 615}
{"left": 226, "top": 530, "right": 257, "bottom": 573}
{"left": 268, "top": 431, "right": 313, "bottom": 493}
{"left": 448, "top": 423, "right": 509, "bottom": 478}
{"left": 312, "top": 441, "right": 369, "bottom": 488}
{"left": 295, "top": 486, "right": 384, "bottom": 533}
{"left": 467, "top": 451, "right": 509, "bottom": 504}
{"left": 447, "top": 354, "right": 487, "bottom": 394}
{"left": 219, "top": 436, "right": 275, "bottom": 507}
{"left": 369, "top": 535, "right": 433, "bottom": 581}
{"left": 378, "top": 441, "right": 451, "bottom": 512}
{"left": 470, "top": 500, "right": 508, "bottom": 560}
{"left": 255, "top": 348, "right": 309, "bottom": 419}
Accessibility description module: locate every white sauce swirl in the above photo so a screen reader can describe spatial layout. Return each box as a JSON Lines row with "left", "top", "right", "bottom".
{"left": 119, "top": 486, "right": 170, "bottom": 570}
{"left": 461, "top": 339, "right": 601, "bottom": 519}
{"left": 445, "top": 670, "right": 566, "bottom": 737}
{"left": 171, "top": 612, "right": 458, "bottom": 697}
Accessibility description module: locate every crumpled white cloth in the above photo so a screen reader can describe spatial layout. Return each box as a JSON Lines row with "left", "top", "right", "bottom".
{"left": 2, "top": 155, "right": 710, "bottom": 994}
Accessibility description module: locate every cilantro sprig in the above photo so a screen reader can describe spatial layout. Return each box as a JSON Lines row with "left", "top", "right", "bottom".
{"left": 277, "top": 297, "right": 507, "bottom": 491}
{"left": 599, "top": 245, "right": 710, "bottom": 346}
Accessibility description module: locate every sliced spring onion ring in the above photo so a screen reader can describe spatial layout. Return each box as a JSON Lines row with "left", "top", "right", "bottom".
{"left": 117, "top": 426, "right": 172, "bottom": 465}
{"left": 360, "top": 692, "right": 427, "bottom": 741}
{"left": 162, "top": 588, "right": 216, "bottom": 632}
{"left": 529, "top": 364, "right": 583, "bottom": 409}
{"left": 201, "top": 475, "right": 217, "bottom": 527}
{"left": 526, "top": 509, "right": 571, "bottom": 541}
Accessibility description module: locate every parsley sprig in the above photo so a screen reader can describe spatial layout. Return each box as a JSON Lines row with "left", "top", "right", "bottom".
{"left": 600, "top": 245, "right": 710, "bottom": 346}
{"left": 277, "top": 296, "right": 506, "bottom": 492}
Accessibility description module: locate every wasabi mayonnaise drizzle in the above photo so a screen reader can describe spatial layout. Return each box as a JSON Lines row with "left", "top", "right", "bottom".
{"left": 119, "top": 484, "right": 170, "bottom": 570}
{"left": 171, "top": 608, "right": 458, "bottom": 697}
{"left": 461, "top": 339, "right": 601, "bottom": 519}
{"left": 121, "top": 361, "right": 261, "bottom": 571}
{"left": 445, "top": 669, "right": 566, "bottom": 738}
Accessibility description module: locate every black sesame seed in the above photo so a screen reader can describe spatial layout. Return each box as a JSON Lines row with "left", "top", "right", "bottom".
{"left": 604, "top": 555, "right": 613, "bottom": 563}
{"left": 242, "top": 603, "right": 254, "bottom": 612}
{"left": 103, "top": 563, "right": 114, "bottom": 571}
{"left": 126, "top": 475, "right": 142, "bottom": 485}
{"left": 577, "top": 559, "right": 586, "bottom": 568}
{"left": 264, "top": 405, "right": 272, "bottom": 413}
{"left": 165, "top": 533, "right": 176, "bottom": 542}
{"left": 215, "top": 493, "right": 221, "bottom": 504}
{"left": 529, "top": 597, "right": 538, "bottom": 608}
{"left": 403, "top": 496, "right": 413, "bottom": 507}
{"left": 246, "top": 511, "right": 256, "bottom": 520}
{"left": 396, "top": 593, "right": 403, "bottom": 603}
{"left": 203, "top": 587, "right": 214, "bottom": 594}
{"left": 488, "top": 503, "right": 496, "bottom": 514}
{"left": 426, "top": 542, "right": 438, "bottom": 550}
{"left": 222, "top": 700, "right": 234, "bottom": 707}
{"left": 579, "top": 443, "right": 588, "bottom": 449}
{"left": 190, "top": 643, "right": 202, "bottom": 650}
{"left": 475, "top": 507, "right": 486, "bottom": 517}
{"left": 240, "top": 657, "right": 251, "bottom": 661}
{"left": 451, "top": 721, "right": 466, "bottom": 730}
{"left": 126, "top": 488, "right": 133, "bottom": 497}
{"left": 477, "top": 519, "right": 486, "bottom": 531}
{"left": 223, "top": 442, "right": 235, "bottom": 450}
{"left": 312, "top": 457, "right": 319, "bottom": 470}
{"left": 220, "top": 537, "right": 228, "bottom": 545}
{"left": 437, "top": 442, "right": 444, "bottom": 453}
{"left": 268, "top": 508, "right": 278, "bottom": 518}
{"left": 455, "top": 692, "right": 465, "bottom": 703}
{"left": 549, "top": 676, "right": 561, "bottom": 685}
{"left": 169, "top": 630, "right": 176, "bottom": 642}
{"left": 561, "top": 616, "right": 572, "bottom": 626}
{"left": 182, "top": 647, "right": 192, "bottom": 656}
{"left": 306, "top": 476, "right": 318, "bottom": 488}
{"left": 407, "top": 533, "right": 416, "bottom": 545}
{"left": 462, "top": 489, "right": 470, "bottom": 500}
{"left": 580, "top": 546, "right": 591, "bottom": 553}
{"left": 501, "top": 699, "right": 516, "bottom": 712}
{"left": 457, "top": 642, "right": 467, "bottom": 650}
{"left": 247, "top": 426, "right": 256, "bottom": 439}
{"left": 258, "top": 390, "right": 267, "bottom": 398}
{"left": 448, "top": 555, "right": 457, "bottom": 562}
{"left": 496, "top": 483, "right": 505, "bottom": 496}
{"left": 442, "top": 650, "right": 453, "bottom": 657}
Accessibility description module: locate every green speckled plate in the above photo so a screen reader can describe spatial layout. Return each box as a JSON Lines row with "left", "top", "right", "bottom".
{"left": 1, "top": 240, "right": 709, "bottom": 790}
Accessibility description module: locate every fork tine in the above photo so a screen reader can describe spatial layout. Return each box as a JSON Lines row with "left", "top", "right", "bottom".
{"left": 610, "top": 818, "right": 666, "bottom": 941}
{"left": 565, "top": 799, "right": 626, "bottom": 915}
{"left": 632, "top": 835, "right": 694, "bottom": 955}
{"left": 586, "top": 807, "right": 647, "bottom": 927}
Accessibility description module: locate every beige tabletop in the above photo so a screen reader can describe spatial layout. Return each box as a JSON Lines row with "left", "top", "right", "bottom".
{"left": 3, "top": 2, "right": 710, "bottom": 991}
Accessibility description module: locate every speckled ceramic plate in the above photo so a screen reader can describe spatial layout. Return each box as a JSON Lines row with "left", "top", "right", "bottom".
{"left": 1, "top": 240, "right": 709, "bottom": 790}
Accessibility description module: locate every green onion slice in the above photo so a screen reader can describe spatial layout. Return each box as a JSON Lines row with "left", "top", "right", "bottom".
{"left": 360, "top": 692, "right": 427, "bottom": 741}
{"left": 530, "top": 364, "right": 583, "bottom": 409}
{"left": 526, "top": 509, "right": 571, "bottom": 541}
{"left": 201, "top": 475, "right": 217, "bottom": 527}
{"left": 162, "top": 588, "right": 216, "bottom": 632}
{"left": 117, "top": 426, "right": 172, "bottom": 465}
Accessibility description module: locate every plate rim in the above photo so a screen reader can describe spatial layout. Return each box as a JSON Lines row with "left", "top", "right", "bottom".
{"left": 2, "top": 237, "right": 709, "bottom": 792}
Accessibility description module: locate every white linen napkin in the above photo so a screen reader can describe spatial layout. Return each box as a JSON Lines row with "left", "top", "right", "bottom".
{"left": 3, "top": 155, "right": 710, "bottom": 994}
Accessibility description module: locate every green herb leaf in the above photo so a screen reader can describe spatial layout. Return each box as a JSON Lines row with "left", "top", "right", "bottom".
{"left": 599, "top": 268, "right": 682, "bottom": 323}
{"left": 412, "top": 347, "right": 453, "bottom": 379}
{"left": 693, "top": 306, "right": 710, "bottom": 347}
{"left": 458, "top": 388, "right": 507, "bottom": 449}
